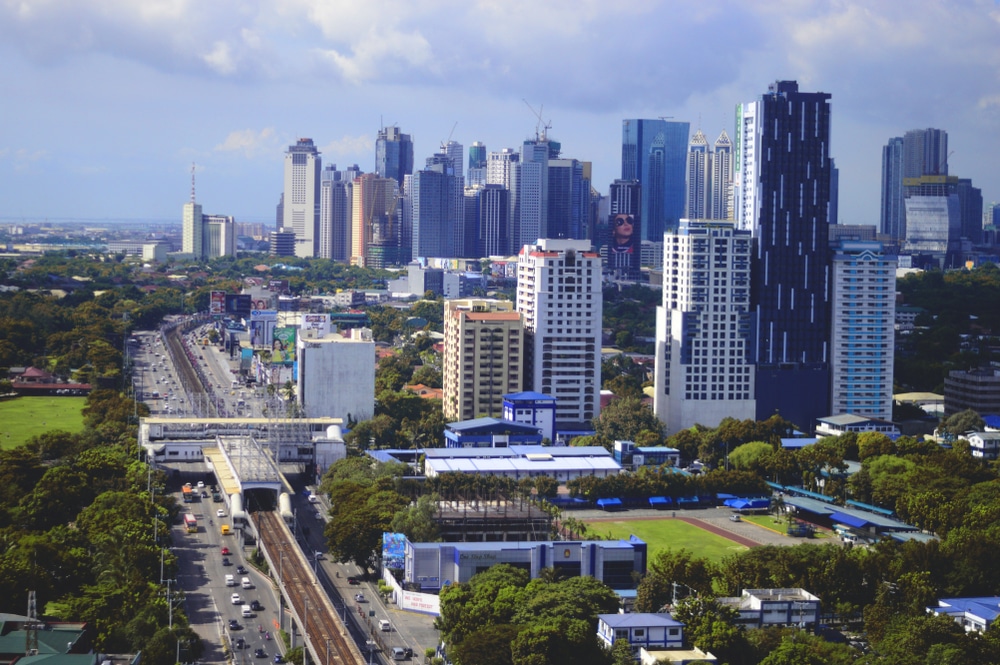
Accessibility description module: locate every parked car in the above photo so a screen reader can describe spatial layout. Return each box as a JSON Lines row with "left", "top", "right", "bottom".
{"left": 729, "top": 514, "right": 742, "bottom": 522}
{"left": 347, "top": 577, "right": 360, "bottom": 585}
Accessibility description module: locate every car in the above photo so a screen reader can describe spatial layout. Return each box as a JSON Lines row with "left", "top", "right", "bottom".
{"left": 273, "top": 655, "right": 284, "bottom": 663}
{"left": 391, "top": 647, "right": 406, "bottom": 660}
{"left": 197, "top": 481, "right": 205, "bottom": 488}
{"left": 354, "top": 593, "right": 366, "bottom": 602}
{"left": 313, "top": 551, "right": 324, "bottom": 560}
{"left": 201, "top": 491, "right": 208, "bottom": 498}
{"left": 236, "top": 565, "right": 248, "bottom": 575}
{"left": 729, "top": 514, "right": 742, "bottom": 522}
{"left": 235, "top": 638, "right": 246, "bottom": 650}
{"left": 217, "top": 509, "right": 226, "bottom": 518}
{"left": 222, "top": 557, "right": 232, "bottom": 566}
{"left": 250, "top": 600, "right": 263, "bottom": 611}
{"left": 229, "top": 619, "right": 240, "bottom": 630}
{"left": 231, "top": 593, "right": 242, "bottom": 605}
{"left": 255, "top": 649, "right": 267, "bottom": 659}
{"left": 347, "top": 577, "right": 360, "bottom": 585}
{"left": 221, "top": 546, "right": 231, "bottom": 555}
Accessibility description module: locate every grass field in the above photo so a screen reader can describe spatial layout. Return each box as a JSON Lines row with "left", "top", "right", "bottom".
{"left": 0, "top": 397, "right": 87, "bottom": 449}
{"left": 585, "top": 517, "right": 750, "bottom": 563}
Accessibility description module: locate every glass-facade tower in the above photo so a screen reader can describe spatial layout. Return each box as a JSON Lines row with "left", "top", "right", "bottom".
{"left": 622, "top": 119, "right": 690, "bottom": 241}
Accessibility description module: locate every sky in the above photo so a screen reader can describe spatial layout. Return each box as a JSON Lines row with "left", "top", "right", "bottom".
{"left": 2, "top": 0, "right": 999, "bottom": 227}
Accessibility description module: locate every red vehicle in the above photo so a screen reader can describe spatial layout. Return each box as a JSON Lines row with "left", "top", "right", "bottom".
{"left": 221, "top": 546, "right": 231, "bottom": 555}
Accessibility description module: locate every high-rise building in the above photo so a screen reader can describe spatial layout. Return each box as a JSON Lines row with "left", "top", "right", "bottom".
{"left": 521, "top": 138, "right": 551, "bottom": 239}
{"left": 203, "top": 215, "right": 236, "bottom": 258}
{"left": 881, "top": 137, "right": 905, "bottom": 241}
{"left": 468, "top": 141, "right": 487, "bottom": 186}
{"left": 516, "top": 239, "right": 602, "bottom": 427}
{"left": 296, "top": 327, "right": 375, "bottom": 423}
{"left": 411, "top": 149, "right": 464, "bottom": 259}
{"left": 654, "top": 220, "right": 755, "bottom": 434}
{"left": 443, "top": 299, "right": 524, "bottom": 422}
{"left": 686, "top": 130, "right": 710, "bottom": 219}
{"left": 711, "top": 131, "right": 734, "bottom": 220}
{"left": 375, "top": 126, "right": 414, "bottom": 188}
{"left": 957, "top": 178, "right": 984, "bottom": 244}
{"left": 182, "top": 199, "right": 203, "bottom": 258}
{"left": 319, "top": 164, "right": 360, "bottom": 261}
{"left": 622, "top": 119, "right": 690, "bottom": 241}
{"left": 282, "top": 138, "right": 322, "bottom": 258}
{"left": 829, "top": 240, "right": 896, "bottom": 421}
{"left": 903, "top": 175, "right": 961, "bottom": 265}
{"left": 269, "top": 230, "right": 296, "bottom": 257}
{"left": 351, "top": 174, "right": 398, "bottom": 268}
{"left": 735, "top": 80, "right": 833, "bottom": 430}
{"left": 606, "top": 180, "right": 641, "bottom": 280}
{"left": 547, "top": 158, "right": 588, "bottom": 240}
{"left": 903, "top": 128, "right": 949, "bottom": 178}
{"left": 465, "top": 184, "right": 510, "bottom": 257}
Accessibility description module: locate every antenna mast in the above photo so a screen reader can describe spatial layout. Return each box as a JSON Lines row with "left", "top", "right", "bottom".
{"left": 190, "top": 163, "right": 196, "bottom": 203}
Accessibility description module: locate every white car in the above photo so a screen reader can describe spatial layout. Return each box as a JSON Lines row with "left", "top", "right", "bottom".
{"left": 231, "top": 593, "right": 242, "bottom": 605}
{"left": 217, "top": 509, "right": 226, "bottom": 517}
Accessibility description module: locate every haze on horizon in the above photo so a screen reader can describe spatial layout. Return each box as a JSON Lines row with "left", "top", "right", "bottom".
{"left": 2, "top": 0, "right": 999, "bottom": 227}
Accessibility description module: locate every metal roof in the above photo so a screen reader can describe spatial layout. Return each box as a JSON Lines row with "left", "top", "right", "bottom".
{"left": 598, "top": 613, "right": 683, "bottom": 629}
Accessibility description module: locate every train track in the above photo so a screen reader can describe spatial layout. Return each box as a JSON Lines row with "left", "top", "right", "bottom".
{"left": 256, "top": 510, "right": 364, "bottom": 665}
{"left": 162, "top": 321, "right": 219, "bottom": 417}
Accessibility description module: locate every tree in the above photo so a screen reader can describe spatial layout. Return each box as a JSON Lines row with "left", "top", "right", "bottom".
{"left": 390, "top": 493, "right": 441, "bottom": 542}
{"left": 324, "top": 481, "right": 408, "bottom": 573}
{"left": 609, "top": 638, "right": 634, "bottom": 665}
{"left": 671, "top": 596, "right": 750, "bottom": 665}
{"left": 941, "top": 409, "right": 985, "bottom": 438}
{"left": 411, "top": 364, "right": 443, "bottom": 389}
{"left": 635, "top": 549, "right": 715, "bottom": 613}
{"left": 592, "top": 397, "right": 664, "bottom": 449}
{"left": 727, "top": 441, "right": 774, "bottom": 473}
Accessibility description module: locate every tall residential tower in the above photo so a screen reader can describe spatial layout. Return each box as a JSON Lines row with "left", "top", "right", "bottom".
{"left": 282, "top": 138, "right": 322, "bottom": 258}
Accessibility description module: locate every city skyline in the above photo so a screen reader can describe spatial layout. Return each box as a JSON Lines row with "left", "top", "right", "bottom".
{"left": 2, "top": 2, "right": 999, "bottom": 227}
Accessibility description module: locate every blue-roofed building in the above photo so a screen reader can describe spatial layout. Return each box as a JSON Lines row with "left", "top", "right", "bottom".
{"left": 423, "top": 445, "right": 623, "bottom": 482}
{"left": 503, "top": 391, "right": 557, "bottom": 443}
{"left": 983, "top": 414, "right": 1000, "bottom": 430}
{"left": 597, "top": 613, "right": 684, "bottom": 653}
{"left": 929, "top": 597, "right": 1000, "bottom": 632}
{"left": 613, "top": 440, "right": 681, "bottom": 469}
{"left": 966, "top": 432, "right": 1000, "bottom": 460}
{"left": 404, "top": 535, "right": 647, "bottom": 594}
{"left": 443, "top": 417, "right": 543, "bottom": 448}
{"left": 815, "top": 414, "right": 901, "bottom": 438}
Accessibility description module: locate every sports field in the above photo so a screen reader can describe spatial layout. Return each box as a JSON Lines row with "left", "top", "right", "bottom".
{"left": 0, "top": 397, "right": 87, "bottom": 449}
{"left": 585, "top": 516, "right": 750, "bottom": 562}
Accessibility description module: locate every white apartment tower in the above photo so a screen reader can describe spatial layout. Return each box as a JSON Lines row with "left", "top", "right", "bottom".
{"left": 443, "top": 299, "right": 525, "bottom": 422}
{"left": 654, "top": 220, "right": 755, "bottom": 434}
{"left": 182, "top": 164, "right": 203, "bottom": 258}
{"left": 830, "top": 241, "right": 896, "bottom": 421}
{"left": 686, "top": 130, "right": 710, "bottom": 219}
{"left": 202, "top": 215, "right": 235, "bottom": 258}
{"left": 283, "top": 138, "right": 322, "bottom": 258}
{"left": 516, "top": 239, "right": 602, "bottom": 427}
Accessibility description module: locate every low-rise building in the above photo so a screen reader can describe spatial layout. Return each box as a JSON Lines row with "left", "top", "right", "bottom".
{"left": 928, "top": 597, "right": 1000, "bottom": 632}
{"left": 443, "top": 418, "right": 543, "bottom": 448}
{"left": 716, "top": 588, "right": 820, "bottom": 631}
{"left": 944, "top": 365, "right": 1000, "bottom": 417}
{"left": 422, "top": 445, "right": 623, "bottom": 481}
{"left": 502, "top": 391, "right": 557, "bottom": 443}
{"left": 815, "top": 414, "right": 900, "bottom": 438}
{"left": 966, "top": 432, "right": 1000, "bottom": 460}
{"left": 597, "top": 613, "right": 684, "bottom": 653}
{"left": 639, "top": 647, "right": 717, "bottom": 665}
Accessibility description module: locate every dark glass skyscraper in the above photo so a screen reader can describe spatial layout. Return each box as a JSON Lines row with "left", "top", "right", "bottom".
{"left": 622, "top": 119, "right": 689, "bottom": 241}
{"left": 735, "top": 80, "right": 833, "bottom": 430}
{"left": 375, "top": 126, "right": 413, "bottom": 188}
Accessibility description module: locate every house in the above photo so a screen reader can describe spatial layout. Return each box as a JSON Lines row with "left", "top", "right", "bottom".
{"left": 928, "top": 597, "right": 1000, "bottom": 632}
{"left": 596, "top": 613, "right": 684, "bottom": 653}
{"left": 815, "top": 414, "right": 900, "bottom": 439}
{"left": 716, "top": 588, "right": 820, "bottom": 630}
{"left": 639, "top": 647, "right": 717, "bottom": 665}
{"left": 966, "top": 432, "right": 1000, "bottom": 460}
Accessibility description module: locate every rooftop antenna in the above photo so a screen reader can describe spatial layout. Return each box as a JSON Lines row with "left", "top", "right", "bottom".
{"left": 190, "top": 163, "right": 196, "bottom": 203}
{"left": 523, "top": 99, "right": 552, "bottom": 141}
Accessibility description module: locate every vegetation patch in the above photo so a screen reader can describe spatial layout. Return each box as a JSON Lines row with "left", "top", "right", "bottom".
{"left": 0, "top": 396, "right": 87, "bottom": 449}
{"left": 585, "top": 517, "right": 749, "bottom": 562}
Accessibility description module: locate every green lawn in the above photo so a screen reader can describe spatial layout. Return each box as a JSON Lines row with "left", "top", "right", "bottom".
{"left": 0, "top": 397, "right": 87, "bottom": 449}
{"left": 585, "top": 517, "right": 749, "bottom": 563}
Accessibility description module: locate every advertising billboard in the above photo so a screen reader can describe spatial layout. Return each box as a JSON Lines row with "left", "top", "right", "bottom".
{"left": 382, "top": 532, "right": 407, "bottom": 570}
{"left": 607, "top": 180, "right": 642, "bottom": 279}
{"left": 210, "top": 291, "right": 226, "bottom": 316}
{"left": 225, "top": 293, "right": 252, "bottom": 318}
{"left": 271, "top": 326, "right": 297, "bottom": 364}
{"left": 301, "top": 313, "right": 331, "bottom": 337}
{"left": 249, "top": 310, "right": 278, "bottom": 348}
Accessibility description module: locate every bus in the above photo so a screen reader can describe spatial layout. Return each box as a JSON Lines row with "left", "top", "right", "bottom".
{"left": 181, "top": 485, "right": 194, "bottom": 503}
{"left": 183, "top": 514, "right": 198, "bottom": 533}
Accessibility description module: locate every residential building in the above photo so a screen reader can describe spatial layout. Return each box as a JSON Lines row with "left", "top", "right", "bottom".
{"left": 203, "top": 214, "right": 236, "bottom": 259}
{"left": 516, "top": 239, "right": 603, "bottom": 428}
{"left": 944, "top": 365, "right": 1000, "bottom": 416}
{"left": 814, "top": 414, "right": 900, "bottom": 438}
{"left": 928, "top": 597, "right": 1000, "bottom": 633}
{"left": 443, "top": 299, "right": 524, "bottom": 422}
{"left": 351, "top": 174, "right": 398, "bottom": 268}
{"left": 502, "top": 391, "right": 557, "bottom": 443}
{"left": 654, "top": 220, "right": 755, "bottom": 435}
{"left": 269, "top": 230, "right": 296, "bottom": 257}
{"left": 734, "top": 80, "right": 833, "bottom": 430}
{"left": 622, "top": 119, "right": 690, "bottom": 240}
{"left": 686, "top": 129, "right": 709, "bottom": 219}
{"left": 412, "top": 149, "right": 465, "bottom": 259}
{"left": 881, "top": 136, "right": 905, "bottom": 241}
{"left": 282, "top": 138, "right": 322, "bottom": 258}
{"left": 296, "top": 327, "right": 375, "bottom": 424}
{"left": 597, "top": 613, "right": 684, "bottom": 653}
{"left": 181, "top": 199, "right": 203, "bottom": 258}
{"left": 375, "top": 125, "right": 413, "bottom": 188}
{"left": 319, "top": 164, "right": 360, "bottom": 261}
{"left": 716, "top": 588, "right": 821, "bottom": 630}
{"left": 688, "top": 129, "right": 734, "bottom": 223}
{"left": 966, "top": 432, "right": 1000, "bottom": 460}
{"left": 829, "top": 240, "right": 896, "bottom": 420}
{"left": 710, "top": 130, "right": 734, "bottom": 220}
{"left": 465, "top": 184, "right": 510, "bottom": 257}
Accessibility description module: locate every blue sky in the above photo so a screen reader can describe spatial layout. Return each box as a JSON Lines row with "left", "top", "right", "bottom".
{"left": 2, "top": 0, "right": 999, "bottom": 226}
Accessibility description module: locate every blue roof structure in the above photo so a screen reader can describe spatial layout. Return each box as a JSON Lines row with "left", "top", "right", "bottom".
{"left": 846, "top": 499, "right": 895, "bottom": 517}
{"left": 781, "top": 437, "right": 818, "bottom": 449}
{"left": 504, "top": 391, "right": 556, "bottom": 402}
{"left": 598, "top": 613, "right": 683, "bottom": 629}
{"left": 445, "top": 417, "right": 542, "bottom": 434}
{"left": 649, "top": 497, "right": 671, "bottom": 506}
{"left": 597, "top": 498, "right": 623, "bottom": 510}
{"left": 930, "top": 597, "right": 1000, "bottom": 624}
{"left": 829, "top": 511, "right": 872, "bottom": 529}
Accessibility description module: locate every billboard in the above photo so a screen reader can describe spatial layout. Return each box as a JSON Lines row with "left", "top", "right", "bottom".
{"left": 608, "top": 180, "right": 641, "bottom": 278}
{"left": 226, "top": 293, "right": 252, "bottom": 318}
{"left": 210, "top": 291, "right": 226, "bottom": 315}
{"left": 268, "top": 279, "right": 289, "bottom": 293}
{"left": 382, "top": 532, "right": 407, "bottom": 570}
{"left": 301, "top": 313, "right": 331, "bottom": 337}
{"left": 249, "top": 310, "right": 278, "bottom": 348}
{"left": 272, "top": 326, "right": 297, "bottom": 364}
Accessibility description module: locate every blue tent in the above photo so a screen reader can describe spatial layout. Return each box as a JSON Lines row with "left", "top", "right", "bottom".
{"left": 649, "top": 496, "right": 671, "bottom": 508}
{"left": 597, "top": 498, "right": 623, "bottom": 511}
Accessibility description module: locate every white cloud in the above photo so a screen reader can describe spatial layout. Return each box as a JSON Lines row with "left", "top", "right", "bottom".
{"left": 214, "top": 128, "right": 278, "bottom": 159}
{"left": 320, "top": 134, "right": 373, "bottom": 157}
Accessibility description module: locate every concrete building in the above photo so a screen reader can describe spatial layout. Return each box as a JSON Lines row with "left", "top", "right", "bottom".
{"left": 686, "top": 129, "right": 733, "bottom": 221}
{"left": 716, "top": 588, "right": 821, "bottom": 631}
{"left": 296, "top": 327, "right": 375, "bottom": 423}
{"left": 351, "top": 174, "right": 398, "bottom": 268}
{"left": 182, "top": 200, "right": 203, "bottom": 258}
{"left": 944, "top": 365, "right": 1000, "bottom": 416}
{"left": 443, "top": 299, "right": 524, "bottom": 422}
{"left": 422, "top": 445, "right": 622, "bottom": 481}
{"left": 654, "top": 220, "right": 755, "bottom": 435}
{"left": 928, "top": 597, "right": 1000, "bottom": 633}
{"left": 502, "top": 391, "right": 557, "bottom": 443}
{"left": 443, "top": 417, "right": 543, "bottom": 448}
{"left": 375, "top": 125, "right": 413, "bottom": 188}
{"left": 203, "top": 214, "right": 236, "bottom": 259}
{"left": 966, "top": 432, "right": 1000, "bottom": 460}
{"left": 282, "top": 138, "right": 321, "bottom": 258}
{"left": 829, "top": 241, "right": 896, "bottom": 420}
{"left": 319, "top": 164, "right": 359, "bottom": 261}
{"left": 622, "top": 118, "right": 690, "bottom": 240}
{"left": 516, "top": 239, "right": 603, "bottom": 428}
{"left": 597, "top": 613, "right": 684, "bottom": 653}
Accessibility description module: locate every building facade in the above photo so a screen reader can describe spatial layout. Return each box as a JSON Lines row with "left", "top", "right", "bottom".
{"left": 653, "top": 220, "right": 755, "bottom": 435}
{"left": 203, "top": 215, "right": 236, "bottom": 258}
{"left": 296, "top": 328, "right": 375, "bottom": 423}
{"left": 829, "top": 241, "right": 896, "bottom": 420}
{"left": 502, "top": 391, "right": 557, "bottom": 443}
{"left": 351, "top": 174, "right": 399, "bottom": 268}
{"left": 944, "top": 366, "right": 1000, "bottom": 416}
{"left": 443, "top": 299, "right": 525, "bottom": 422}
{"left": 375, "top": 126, "right": 413, "bottom": 188}
{"left": 182, "top": 200, "right": 203, "bottom": 258}
{"left": 622, "top": 119, "right": 690, "bottom": 241}
{"left": 319, "top": 164, "right": 359, "bottom": 261}
{"left": 282, "top": 138, "right": 322, "bottom": 258}
{"left": 516, "top": 239, "right": 602, "bottom": 427}
{"left": 735, "top": 80, "right": 833, "bottom": 430}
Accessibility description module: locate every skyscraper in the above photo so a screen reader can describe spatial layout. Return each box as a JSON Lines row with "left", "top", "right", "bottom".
{"left": 203, "top": 215, "right": 236, "bottom": 258}
{"left": 654, "top": 220, "right": 755, "bottom": 434}
{"left": 516, "top": 239, "right": 602, "bottom": 427}
{"left": 710, "top": 131, "right": 733, "bottom": 220}
{"left": 547, "top": 158, "right": 588, "bottom": 240}
{"left": 282, "top": 138, "right": 322, "bottom": 258}
{"left": 881, "top": 137, "right": 905, "bottom": 241}
{"left": 319, "top": 164, "right": 360, "bottom": 261}
{"left": 465, "top": 184, "right": 510, "bottom": 257}
{"left": 468, "top": 141, "right": 487, "bottom": 186}
{"left": 351, "top": 174, "right": 398, "bottom": 268}
{"left": 182, "top": 197, "right": 203, "bottom": 259}
{"left": 606, "top": 180, "right": 641, "bottom": 280}
{"left": 622, "top": 119, "right": 690, "bottom": 240}
{"left": 375, "top": 126, "right": 414, "bottom": 188}
{"left": 411, "top": 149, "right": 465, "bottom": 259}
{"left": 686, "top": 130, "right": 709, "bottom": 219}
{"left": 903, "top": 128, "right": 949, "bottom": 178}
{"left": 735, "top": 80, "right": 833, "bottom": 430}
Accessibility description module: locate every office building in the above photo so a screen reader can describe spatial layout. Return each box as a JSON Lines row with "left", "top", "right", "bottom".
{"left": 319, "top": 164, "right": 360, "bottom": 261}
{"left": 465, "top": 184, "right": 510, "bottom": 258}
{"left": 735, "top": 80, "right": 833, "bottom": 430}
{"left": 411, "top": 150, "right": 464, "bottom": 259}
{"left": 686, "top": 129, "right": 709, "bottom": 219}
{"left": 829, "top": 241, "right": 896, "bottom": 421}
{"left": 443, "top": 299, "right": 524, "bottom": 422}
{"left": 904, "top": 128, "right": 949, "bottom": 178}
{"left": 296, "top": 327, "right": 375, "bottom": 423}
{"left": 688, "top": 130, "right": 734, "bottom": 222}
{"left": 903, "top": 175, "right": 961, "bottom": 265}
{"left": 882, "top": 128, "right": 948, "bottom": 243}
{"left": 203, "top": 215, "right": 236, "bottom": 259}
{"left": 468, "top": 141, "right": 487, "bottom": 186}
{"left": 653, "top": 220, "right": 755, "bottom": 434}
{"left": 502, "top": 391, "right": 557, "bottom": 443}
{"left": 607, "top": 180, "right": 641, "bottom": 280}
{"left": 351, "top": 173, "right": 399, "bottom": 268}
{"left": 548, "top": 157, "right": 589, "bottom": 240}
{"left": 282, "top": 138, "right": 322, "bottom": 258}
{"left": 622, "top": 119, "right": 690, "bottom": 241}
{"left": 710, "top": 131, "right": 733, "bottom": 220}
{"left": 182, "top": 199, "right": 203, "bottom": 259}
{"left": 375, "top": 126, "right": 413, "bottom": 188}
{"left": 269, "top": 230, "right": 296, "bottom": 257}
{"left": 516, "top": 239, "right": 602, "bottom": 427}
{"left": 957, "top": 178, "right": 984, "bottom": 244}
{"left": 943, "top": 366, "right": 1000, "bottom": 417}
{"left": 717, "top": 588, "right": 821, "bottom": 631}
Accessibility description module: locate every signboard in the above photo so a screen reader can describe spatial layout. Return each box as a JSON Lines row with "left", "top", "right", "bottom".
{"left": 382, "top": 532, "right": 406, "bottom": 570}
{"left": 249, "top": 310, "right": 278, "bottom": 348}
{"left": 210, "top": 291, "right": 226, "bottom": 315}
{"left": 301, "top": 313, "right": 331, "bottom": 337}
{"left": 271, "top": 326, "right": 297, "bottom": 364}
{"left": 268, "top": 279, "right": 288, "bottom": 293}
{"left": 225, "top": 293, "right": 252, "bottom": 318}
{"left": 399, "top": 590, "right": 441, "bottom": 615}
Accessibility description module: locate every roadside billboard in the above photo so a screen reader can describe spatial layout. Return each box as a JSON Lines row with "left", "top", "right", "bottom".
{"left": 271, "top": 326, "right": 297, "bottom": 364}
{"left": 249, "top": 310, "right": 277, "bottom": 348}
{"left": 226, "top": 293, "right": 252, "bottom": 318}
{"left": 210, "top": 291, "right": 226, "bottom": 316}
{"left": 301, "top": 313, "right": 331, "bottom": 337}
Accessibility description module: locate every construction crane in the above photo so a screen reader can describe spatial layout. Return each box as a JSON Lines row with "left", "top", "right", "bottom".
{"left": 440, "top": 121, "right": 458, "bottom": 152}
{"left": 523, "top": 99, "right": 551, "bottom": 141}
